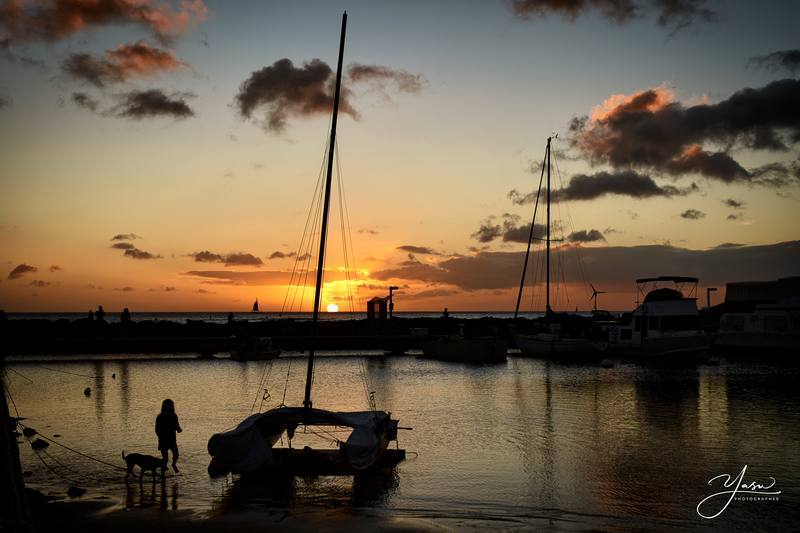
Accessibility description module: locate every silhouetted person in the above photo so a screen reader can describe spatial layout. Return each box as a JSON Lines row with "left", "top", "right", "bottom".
{"left": 442, "top": 307, "right": 450, "bottom": 319}
{"left": 121, "top": 307, "right": 132, "bottom": 324}
{"left": 96, "top": 305, "right": 106, "bottom": 323}
{"left": 227, "top": 312, "right": 235, "bottom": 325}
{"left": 155, "top": 399, "right": 182, "bottom": 473}
{"left": 88, "top": 310, "right": 95, "bottom": 321}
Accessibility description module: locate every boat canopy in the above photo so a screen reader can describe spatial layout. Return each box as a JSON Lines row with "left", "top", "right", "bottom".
{"left": 636, "top": 276, "right": 698, "bottom": 284}
{"left": 208, "top": 406, "right": 391, "bottom": 474}
{"left": 643, "top": 287, "right": 684, "bottom": 302}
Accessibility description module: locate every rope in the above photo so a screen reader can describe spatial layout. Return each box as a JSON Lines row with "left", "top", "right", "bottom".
{"left": 37, "top": 366, "right": 99, "bottom": 379}
{"left": 16, "top": 421, "right": 126, "bottom": 472}
{"left": 6, "top": 367, "right": 33, "bottom": 384}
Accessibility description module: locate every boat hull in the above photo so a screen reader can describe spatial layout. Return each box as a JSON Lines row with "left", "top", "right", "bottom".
{"left": 514, "top": 334, "right": 604, "bottom": 362}
{"left": 420, "top": 337, "right": 507, "bottom": 364}
{"left": 606, "top": 334, "right": 709, "bottom": 360}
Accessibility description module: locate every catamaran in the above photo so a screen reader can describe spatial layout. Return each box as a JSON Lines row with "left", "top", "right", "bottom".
{"left": 208, "top": 12, "right": 405, "bottom": 477}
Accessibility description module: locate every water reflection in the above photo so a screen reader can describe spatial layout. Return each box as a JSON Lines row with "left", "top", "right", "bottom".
{"left": 124, "top": 478, "right": 179, "bottom": 510}
{"left": 211, "top": 469, "right": 399, "bottom": 512}
{"left": 8, "top": 358, "right": 800, "bottom": 531}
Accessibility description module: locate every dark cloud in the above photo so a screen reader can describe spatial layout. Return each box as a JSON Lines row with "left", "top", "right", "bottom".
{"left": 471, "top": 214, "right": 550, "bottom": 244}
{"left": 49, "top": 265, "right": 62, "bottom": 272}
{"left": 235, "top": 58, "right": 358, "bottom": 133}
{"left": 112, "top": 89, "right": 194, "bottom": 120}
{"left": 509, "top": 0, "right": 714, "bottom": 29}
{"left": 396, "top": 245, "right": 441, "bottom": 255}
{"left": 714, "top": 242, "right": 745, "bottom": 249}
{"left": 722, "top": 198, "right": 745, "bottom": 209}
{"left": 511, "top": 170, "right": 695, "bottom": 204}
{"left": 184, "top": 268, "right": 352, "bottom": 286}
{"left": 124, "top": 247, "right": 160, "bottom": 260}
{"left": 680, "top": 208, "right": 705, "bottom": 220}
{"left": 149, "top": 286, "right": 177, "bottom": 292}
{"left": 111, "top": 242, "right": 135, "bottom": 250}
{"left": 727, "top": 213, "right": 743, "bottom": 221}
{"left": 114, "top": 286, "right": 135, "bottom": 292}
{"left": 346, "top": 63, "right": 426, "bottom": 93}
{"left": 29, "top": 280, "right": 50, "bottom": 287}
{"left": 653, "top": 0, "right": 715, "bottom": 31}
{"left": 8, "top": 263, "right": 37, "bottom": 279}
{"left": 567, "top": 229, "right": 606, "bottom": 242}
{"left": 510, "top": 0, "right": 640, "bottom": 24}
{"left": 1, "top": 37, "right": 46, "bottom": 69}
{"left": 71, "top": 91, "right": 99, "bottom": 112}
{"left": 62, "top": 41, "right": 187, "bottom": 87}
{"left": 0, "top": 0, "right": 207, "bottom": 45}
{"left": 570, "top": 79, "right": 800, "bottom": 187}
{"left": 748, "top": 49, "right": 800, "bottom": 76}
{"left": 268, "top": 251, "right": 296, "bottom": 259}
{"left": 190, "top": 251, "right": 263, "bottom": 267}
{"left": 358, "top": 228, "right": 379, "bottom": 235}
{"left": 373, "top": 241, "right": 800, "bottom": 291}
{"left": 111, "top": 233, "right": 141, "bottom": 241}
{"left": 407, "top": 288, "right": 459, "bottom": 299}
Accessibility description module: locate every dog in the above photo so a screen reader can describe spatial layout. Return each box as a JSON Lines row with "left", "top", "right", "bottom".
{"left": 122, "top": 451, "right": 167, "bottom": 483}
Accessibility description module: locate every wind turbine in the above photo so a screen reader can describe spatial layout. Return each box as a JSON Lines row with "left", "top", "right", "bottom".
{"left": 589, "top": 284, "right": 606, "bottom": 311}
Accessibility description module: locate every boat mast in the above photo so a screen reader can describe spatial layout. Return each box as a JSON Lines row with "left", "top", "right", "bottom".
{"left": 513, "top": 140, "right": 547, "bottom": 319}
{"left": 545, "top": 136, "right": 552, "bottom": 314}
{"left": 303, "top": 11, "right": 347, "bottom": 410}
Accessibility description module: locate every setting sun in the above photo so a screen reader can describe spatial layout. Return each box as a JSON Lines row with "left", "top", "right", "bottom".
{"left": 326, "top": 303, "right": 339, "bottom": 313}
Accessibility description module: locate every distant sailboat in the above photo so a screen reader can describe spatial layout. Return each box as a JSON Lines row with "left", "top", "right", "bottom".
{"left": 251, "top": 298, "right": 259, "bottom": 312}
{"left": 208, "top": 12, "right": 405, "bottom": 477}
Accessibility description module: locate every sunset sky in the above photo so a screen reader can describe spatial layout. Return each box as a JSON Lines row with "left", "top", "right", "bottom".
{"left": 1, "top": 0, "right": 798, "bottom": 313}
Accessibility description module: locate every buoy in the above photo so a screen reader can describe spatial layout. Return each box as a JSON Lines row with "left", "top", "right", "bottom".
{"left": 31, "top": 438, "right": 49, "bottom": 450}
{"left": 67, "top": 486, "right": 86, "bottom": 498}
{"left": 22, "top": 427, "right": 37, "bottom": 437}
{"left": 112, "top": 373, "right": 116, "bottom": 379}
{"left": 84, "top": 387, "right": 91, "bottom": 396}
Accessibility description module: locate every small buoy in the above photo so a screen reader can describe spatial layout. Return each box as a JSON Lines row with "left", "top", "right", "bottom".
{"left": 112, "top": 373, "right": 116, "bottom": 379}
{"left": 53, "top": 434, "right": 61, "bottom": 438}
{"left": 31, "top": 438, "right": 49, "bottom": 450}
{"left": 22, "top": 427, "right": 37, "bottom": 437}
{"left": 84, "top": 387, "right": 91, "bottom": 396}
{"left": 67, "top": 486, "right": 86, "bottom": 498}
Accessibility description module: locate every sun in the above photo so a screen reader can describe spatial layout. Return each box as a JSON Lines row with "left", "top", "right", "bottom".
{"left": 326, "top": 303, "right": 339, "bottom": 313}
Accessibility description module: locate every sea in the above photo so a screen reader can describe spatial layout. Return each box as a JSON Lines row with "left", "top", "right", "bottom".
{"left": 5, "top": 355, "right": 799, "bottom": 531}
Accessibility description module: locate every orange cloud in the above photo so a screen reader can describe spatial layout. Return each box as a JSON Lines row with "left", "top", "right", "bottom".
{"left": 63, "top": 41, "right": 188, "bottom": 87}
{"left": 0, "top": 0, "right": 207, "bottom": 44}
{"left": 589, "top": 84, "right": 674, "bottom": 122}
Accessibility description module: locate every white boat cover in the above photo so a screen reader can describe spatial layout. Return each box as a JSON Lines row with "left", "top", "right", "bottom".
{"left": 208, "top": 407, "right": 389, "bottom": 473}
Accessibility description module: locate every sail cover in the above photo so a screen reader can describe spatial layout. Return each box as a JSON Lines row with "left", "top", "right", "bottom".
{"left": 208, "top": 407, "right": 391, "bottom": 473}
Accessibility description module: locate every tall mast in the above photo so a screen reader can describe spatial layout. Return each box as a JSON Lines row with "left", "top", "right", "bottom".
{"left": 545, "top": 136, "right": 552, "bottom": 314}
{"left": 303, "top": 11, "right": 347, "bottom": 410}
{"left": 513, "top": 141, "right": 547, "bottom": 319}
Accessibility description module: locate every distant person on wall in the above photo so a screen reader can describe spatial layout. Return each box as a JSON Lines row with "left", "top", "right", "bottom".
{"left": 95, "top": 305, "right": 105, "bottom": 323}
{"left": 121, "top": 307, "right": 131, "bottom": 324}
{"left": 442, "top": 308, "right": 450, "bottom": 319}
{"left": 155, "top": 399, "right": 183, "bottom": 473}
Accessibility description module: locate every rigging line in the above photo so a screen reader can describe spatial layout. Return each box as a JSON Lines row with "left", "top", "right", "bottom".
{"left": 16, "top": 422, "right": 127, "bottom": 472}
{"left": 281, "top": 117, "right": 333, "bottom": 316}
{"left": 287, "top": 161, "right": 325, "bottom": 314}
{"left": 337, "top": 140, "right": 362, "bottom": 314}
{"left": 299, "top": 178, "right": 327, "bottom": 312}
{"left": 280, "top": 358, "right": 293, "bottom": 407}
{"left": 515, "top": 142, "right": 548, "bottom": 318}
{"left": 249, "top": 360, "right": 273, "bottom": 415}
{"left": 37, "top": 366, "right": 98, "bottom": 379}
{"left": 334, "top": 139, "right": 356, "bottom": 314}
{"left": 291, "top": 175, "right": 325, "bottom": 314}
{"left": 6, "top": 366, "right": 33, "bottom": 384}
{"left": 552, "top": 149, "right": 591, "bottom": 298}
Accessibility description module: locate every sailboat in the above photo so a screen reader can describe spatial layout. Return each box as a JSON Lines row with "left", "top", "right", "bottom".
{"left": 251, "top": 298, "right": 259, "bottom": 312}
{"left": 513, "top": 137, "right": 604, "bottom": 361}
{"left": 208, "top": 12, "right": 405, "bottom": 476}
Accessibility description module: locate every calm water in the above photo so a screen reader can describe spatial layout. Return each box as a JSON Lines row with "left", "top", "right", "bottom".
{"left": 6, "top": 356, "right": 799, "bottom": 531}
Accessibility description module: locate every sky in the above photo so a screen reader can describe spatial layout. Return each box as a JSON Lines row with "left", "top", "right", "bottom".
{"left": 1, "top": 0, "right": 798, "bottom": 313}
